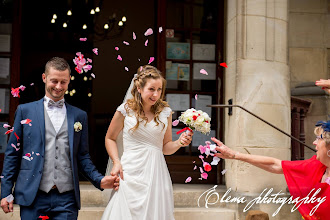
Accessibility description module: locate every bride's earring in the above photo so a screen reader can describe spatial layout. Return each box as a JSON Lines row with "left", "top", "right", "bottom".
{"left": 327, "top": 150, "right": 330, "bottom": 157}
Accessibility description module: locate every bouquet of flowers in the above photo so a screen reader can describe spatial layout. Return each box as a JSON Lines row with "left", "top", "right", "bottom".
{"left": 178, "top": 108, "right": 211, "bottom": 135}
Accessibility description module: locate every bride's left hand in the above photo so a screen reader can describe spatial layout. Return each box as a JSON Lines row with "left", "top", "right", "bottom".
{"left": 178, "top": 131, "right": 193, "bottom": 146}
{"left": 111, "top": 162, "right": 124, "bottom": 180}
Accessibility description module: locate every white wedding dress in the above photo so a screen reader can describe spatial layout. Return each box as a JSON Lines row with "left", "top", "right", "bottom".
{"left": 101, "top": 103, "right": 175, "bottom": 220}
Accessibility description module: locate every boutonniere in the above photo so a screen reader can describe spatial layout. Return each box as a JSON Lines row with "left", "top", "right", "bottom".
{"left": 74, "top": 122, "right": 82, "bottom": 132}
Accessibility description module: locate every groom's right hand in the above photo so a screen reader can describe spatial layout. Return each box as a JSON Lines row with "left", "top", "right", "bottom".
{"left": 101, "top": 176, "right": 120, "bottom": 190}
{"left": 1, "top": 198, "right": 13, "bottom": 213}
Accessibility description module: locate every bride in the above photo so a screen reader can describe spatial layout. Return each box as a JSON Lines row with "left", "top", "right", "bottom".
{"left": 101, "top": 65, "right": 193, "bottom": 220}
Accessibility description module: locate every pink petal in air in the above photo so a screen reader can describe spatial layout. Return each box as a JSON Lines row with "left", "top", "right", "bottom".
{"left": 19, "top": 85, "right": 26, "bottom": 91}
{"left": 172, "top": 119, "right": 179, "bottom": 126}
{"left": 148, "top": 57, "right": 155, "bottom": 64}
{"left": 193, "top": 165, "right": 197, "bottom": 170}
{"left": 92, "top": 48, "right": 98, "bottom": 55}
{"left": 91, "top": 73, "right": 95, "bottom": 78}
{"left": 145, "top": 39, "right": 148, "bottom": 46}
{"left": 79, "top": 38, "right": 87, "bottom": 41}
{"left": 185, "top": 176, "right": 192, "bottom": 183}
{"left": 87, "top": 58, "right": 93, "bottom": 63}
{"left": 198, "top": 145, "right": 206, "bottom": 154}
{"left": 123, "top": 41, "right": 130, "bottom": 45}
{"left": 3, "top": 124, "right": 11, "bottom": 128}
{"left": 200, "top": 69, "right": 208, "bottom": 75}
{"left": 21, "top": 119, "right": 32, "bottom": 125}
{"left": 159, "top": 27, "right": 163, "bottom": 33}
{"left": 144, "top": 28, "right": 153, "bottom": 36}
{"left": 133, "top": 32, "right": 136, "bottom": 40}
{"left": 115, "top": 47, "right": 119, "bottom": 51}
{"left": 117, "top": 55, "right": 123, "bottom": 61}
{"left": 199, "top": 167, "right": 204, "bottom": 174}
{"left": 201, "top": 173, "right": 208, "bottom": 179}
{"left": 30, "top": 83, "right": 34, "bottom": 86}
{"left": 195, "top": 94, "right": 198, "bottom": 100}
{"left": 221, "top": 169, "right": 227, "bottom": 175}
{"left": 125, "top": 67, "right": 129, "bottom": 71}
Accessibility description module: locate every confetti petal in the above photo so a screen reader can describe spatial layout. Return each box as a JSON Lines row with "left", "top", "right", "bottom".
{"left": 199, "top": 167, "right": 204, "bottom": 174}
{"left": 92, "top": 48, "right": 98, "bottom": 55}
{"left": 211, "top": 156, "right": 220, "bottom": 165}
{"left": 148, "top": 57, "right": 155, "bottom": 64}
{"left": 133, "top": 32, "right": 136, "bottom": 40}
{"left": 87, "top": 58, "right": 93, "bottom": 63}
{"left": 159, "top": 27, "right": 163, "bottom": 33}
{"left": 11, "top": 87, "right": 20, "bottom": 98}
{"left": 145, "top": 39, "right": 148, "bottom": 46}
{"left": 21, "top": 119, "right": 32, "bottom": 125}
{"left": 11, "top": 143, "right": 19, "bottom": 151}
{"left": 30, "top": 83, "right": 34, "bottom": 86}
{"left": 221, "top": 169, "right": 227, "bottom": 175}
{"left": 19, "top": 85, "right": 26, "bottom": 91}
{"left": 203, "top": 162, "right": 212, "bottom": 172}
{"left": 144, "top": 28, "right": 153, "bottom": 36}
{"left": 115, "top": 47, "right": 119, "bottom": 51}
{"left": 200, "top": 69, "right": 208, "bottom": 75}
{"left": 5, "top": 127, "right": 14, "bottom": 135}
{"left": 22, "top": 156, "right": 31, "bottom": 161}
{"left": 198, "top": 145, "right": 206, "bottom": 154}
{"left": 185, "top": 176, "right": 192, "bottom": 183}
{"left": 172, "top": 119, "right": 179, "bottom": 126}
{"left": 36, "top": 153, "right": 40, "bottom": 156}
{"left": 201, "top": 173, "right": 208, "bottom": 179}
{"left": 195, "top": 94, "right": 198, "bottom": 100}
{"left": 79, "top": 38, "right": 87, "bottom": 41}
{"left": 3, "top": 124, "right": 11, "bottom": 128}
{"left": 117, "top": 55, "right": 123, "bottom": 61}
{"left": 220, "top": 62, "right": 228, "bottom": 68}
{"left": 123, "top": 41, "right": 130, "bottom": 45}
{"left": 5, "top": 194, "right": 14, "bottom": 203}
{"left": 193, "top": 165, "right": 197, "bottom": 170}
{"left": 125, "top": 67, "right": 129, "bottom": 71}
{"left": 38, "top": 216, "right": 50, "bottom": 220}
{"left": 91, "top": 73, "right": 95, "bottom": 78}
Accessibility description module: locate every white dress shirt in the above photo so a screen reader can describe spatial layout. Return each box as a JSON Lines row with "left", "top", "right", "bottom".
{"left": 44, "top": 96, "right": 66, "bottom": 133}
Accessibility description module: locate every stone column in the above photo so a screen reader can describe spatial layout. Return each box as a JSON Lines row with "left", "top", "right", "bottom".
{"left": 225, "top": 0, "right": 290, "bottom": 193}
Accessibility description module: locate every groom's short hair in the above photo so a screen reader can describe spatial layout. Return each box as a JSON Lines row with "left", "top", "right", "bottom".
{"left": 45, "top": 57, "right": 71, "bottom": 75}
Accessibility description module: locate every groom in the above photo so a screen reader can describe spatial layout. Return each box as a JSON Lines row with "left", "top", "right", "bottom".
{"left": 0, "top": 57, "right": 119, "bottom": 219}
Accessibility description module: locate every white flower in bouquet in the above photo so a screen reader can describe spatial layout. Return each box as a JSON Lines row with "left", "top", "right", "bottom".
{"left": 178, "top": 108, "right": 211, "bottom": 135}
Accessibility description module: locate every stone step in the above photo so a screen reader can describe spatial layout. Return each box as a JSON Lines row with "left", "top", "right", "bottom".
{"left": 80, "top": 183, "right": 228, "bottom": 208}
{"left": 1, "top": 206, "right": 236, "bottom": 220}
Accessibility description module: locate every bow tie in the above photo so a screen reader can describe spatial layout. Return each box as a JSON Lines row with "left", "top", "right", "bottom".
{"left": 48, "top": 99, "right": 64, "bottom": 108}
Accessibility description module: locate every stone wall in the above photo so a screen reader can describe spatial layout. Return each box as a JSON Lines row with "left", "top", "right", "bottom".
{"left": 288, "top": 0, "right": 330, "bottom": 159}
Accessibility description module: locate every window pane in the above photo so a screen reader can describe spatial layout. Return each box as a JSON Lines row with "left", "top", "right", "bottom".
{"left": 0, "top": 57, "right": 10, "bottom": 84}
{"left": 166, "top": 0, "right": 191, "bottom": 28}
{"left": 0, "top": 88, "right": 10, "bottom": 114}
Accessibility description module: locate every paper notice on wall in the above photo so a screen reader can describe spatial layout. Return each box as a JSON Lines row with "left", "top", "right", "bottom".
{"left": 193, "top": 63, "right": 216, "bottom": 80}
{"left": 192, "top": 44, "right": 216, "bottom": 61}
{"left": 0, "top": 58, "right": 10, "bottom": 79}
{"left": 0, "top": 35, "right": 10, "bottom": 52}
{"left": 195, "top": 95, "right": 212, "bottom": 116}
{"left": 166, "top": 94, "right": 190, "bottom": 111}
{"left": 192, "top": 130, "right": 216, "bottom": 147}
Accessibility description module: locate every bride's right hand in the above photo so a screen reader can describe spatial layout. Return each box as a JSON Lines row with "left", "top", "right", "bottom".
{"left": 110, "top": 162, "right": 124, "bottom": 180}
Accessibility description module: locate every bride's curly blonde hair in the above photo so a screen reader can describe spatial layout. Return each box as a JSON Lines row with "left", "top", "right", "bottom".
{"left": 125, "top": 65, "right": 169, "bottom": 132}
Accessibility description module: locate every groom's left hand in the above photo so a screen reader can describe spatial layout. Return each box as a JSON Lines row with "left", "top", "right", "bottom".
{"left": 101, "top": 176, "right": 120, "bottom": 190}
